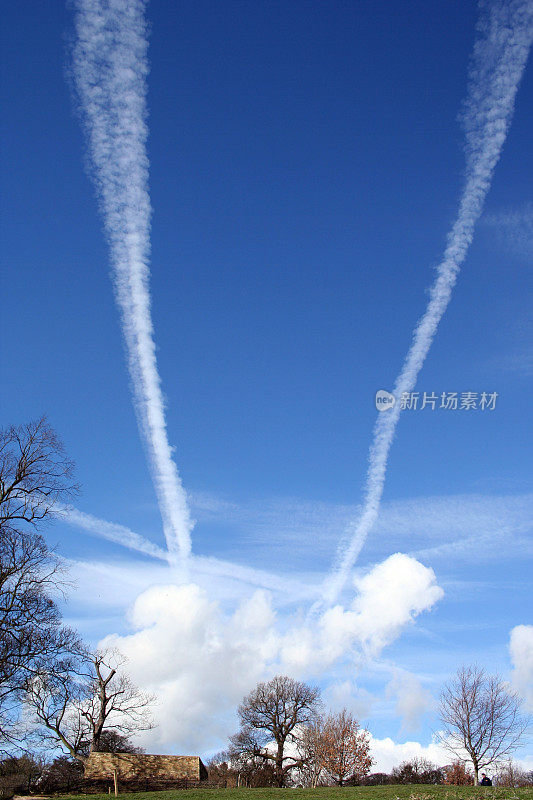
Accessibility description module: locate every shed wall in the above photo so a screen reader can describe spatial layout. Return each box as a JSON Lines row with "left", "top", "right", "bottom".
{"left": 84, "top": 753, "right": 206, "bottom": 782}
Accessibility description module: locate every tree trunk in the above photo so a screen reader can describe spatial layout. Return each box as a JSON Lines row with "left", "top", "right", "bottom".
{"left": 275, "top": 741, "right": 284, "bottom": 787}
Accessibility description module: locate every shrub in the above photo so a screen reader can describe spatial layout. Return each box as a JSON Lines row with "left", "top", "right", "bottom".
{"left": 442, "top": 760, "right": 474, "bottom": 785}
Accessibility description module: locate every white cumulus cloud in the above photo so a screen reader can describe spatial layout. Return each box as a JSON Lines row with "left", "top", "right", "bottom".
{"left": 102, "top": 584, "right": 276, "bottom": 752}
{"left": 368, "top": 734, "right": 449, "bottom": 773}
{"left": 100, "top": 553, "right": 443, "bottom": 752}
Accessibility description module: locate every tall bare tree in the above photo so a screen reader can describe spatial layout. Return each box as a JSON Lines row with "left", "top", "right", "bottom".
{"left": 0, "top": 418, "right": 79, "bottom": 750}
{"left": 26, "top": 648, "right": 154, "bottom": 764}
{"left": 438, "top": 665, "right": 529, "bottom": 784}
{"left": 231, "top": 675, "right": 321, "bottom": 787}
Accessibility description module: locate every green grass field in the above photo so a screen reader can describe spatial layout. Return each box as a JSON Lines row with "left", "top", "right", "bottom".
{"left": 59, "top": 787, "right": 533, "bottom": 800}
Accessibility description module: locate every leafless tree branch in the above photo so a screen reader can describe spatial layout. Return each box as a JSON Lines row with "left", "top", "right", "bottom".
{"left": 438, "top": 665, "right": 529, "bottom": 784}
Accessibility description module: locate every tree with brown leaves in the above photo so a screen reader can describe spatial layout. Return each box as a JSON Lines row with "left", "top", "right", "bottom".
{"left": 442, "top": 760, "right": 474, "bottom": 786}
{"left": 318, "top": 709, "right": 373, "bottom": 786}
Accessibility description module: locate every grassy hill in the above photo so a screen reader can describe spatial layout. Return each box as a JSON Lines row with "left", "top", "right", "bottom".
{"left": 60, "top": 786, "right": 533, "bottom": 800}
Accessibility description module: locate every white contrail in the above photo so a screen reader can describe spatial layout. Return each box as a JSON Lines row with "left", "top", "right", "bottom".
{"left": 61, "top": 506, "right": 169, "bottom": 561}
{"left": 324, "top": 0, "right": 533, "bottom": 604}
{"left": 71, "top": 0, "right": 193, "bottom": 565}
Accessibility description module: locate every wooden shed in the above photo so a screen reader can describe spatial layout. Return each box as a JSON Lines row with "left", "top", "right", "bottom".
{"left": 84, "top": 752, "right": 208, "bottom": 789}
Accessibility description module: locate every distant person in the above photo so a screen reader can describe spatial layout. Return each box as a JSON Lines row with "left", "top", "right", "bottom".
{"left": 480, "top": 773, "right": 492, "bottom": 786}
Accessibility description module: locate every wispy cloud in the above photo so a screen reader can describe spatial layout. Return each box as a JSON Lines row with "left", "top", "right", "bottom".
{"left": 488, "top": 341, "right": 533, "bottom": 378}
{"left": 63, "top": 548, "right": 318, "bottom": 615}
{"left": 483, "top": 202, "right": 533, "bottom": 259}
{"left": 386, "top": 670, "right": 435, "bottom": 732}
{"left": 61, "top": 490, "right": 533, "bottom": 571}
{"left": 71, "top": 0, "right": 193, "bottom": 565}
{"left": 410, "top": 528, "right": 533, "bottom": 562}
{"left": 324, "top": 0, "right": 533, "bottom": 603}
{"left": 189, "top": 490, "right": 533, "bottom": 568}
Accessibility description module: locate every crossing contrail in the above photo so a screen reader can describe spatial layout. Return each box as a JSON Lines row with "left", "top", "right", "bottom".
{"left": 323, "top": 0, "right": 533, "bottom": 605}
{"left": 61, "top": 505, "right": 315, "bottom": 598}
{"left": 62, "top": 506, "right": 169, "bottom": 561}
{"left": 70, "top": 0, "right": 193, "bottom": 566}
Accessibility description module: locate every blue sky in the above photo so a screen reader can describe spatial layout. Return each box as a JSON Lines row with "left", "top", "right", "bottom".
{"left": 1, "top": 0, "right": 532, "bottom": 770}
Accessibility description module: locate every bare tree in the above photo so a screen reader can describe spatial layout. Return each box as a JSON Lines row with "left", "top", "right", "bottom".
{"left": 0, "top": 752, "right": 48, "bottom": 796}
{"left": 231, "top": 675, "right": 321, "bottom": 787}
{"left": 38, "top": 755, "right": 85, "bottom": 794}
{"left": 0, "top": 418, "right": 79, "bottom": 751}
{"left": 318, "top": 709, "right": 373, "bottom": 786}
{"left": 207, "top": 752, "right": 242, "bottom": 787}
{"left": 0, "top": 417, "right": 78, "bottom": 533}
{"left": 226, "top": 727, "right": 263, "bottom": 782}
{"left": 24, "top": 645, "right": 89, "bottom": 761}
{"left": 0, "top": 529, "right": 80, "bottom": 747}
{"left": 26, "top": 648, "right": 154, "bottom": 764}
{"left": 438, "top": 665, "right": 529, "bottom": 785}
{"left": 391, "top": 757, "right": 443, "bottom": 785}
{"left": 296, "top": 716, "right": 327, "bottom": 787}
{"left": 494, "top": 759, "right": 532, "bottom": 788}
{"left": 84, "top": 729, "right": 144, "bottom": 755}
{"left": 81, "top": 650, "right": 154, "bottom": 753}
{"left": 219, "top": 737, "right": 277, "bottom": 788}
